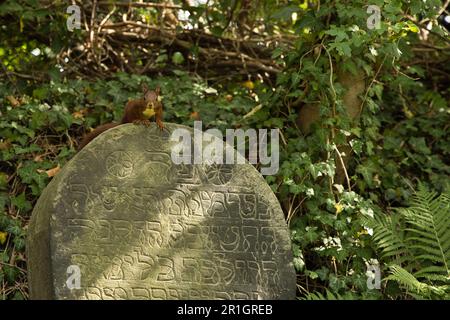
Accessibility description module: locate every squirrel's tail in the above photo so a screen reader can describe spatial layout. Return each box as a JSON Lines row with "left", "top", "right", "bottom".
{"left": 77, "top": 122, "right": 120, "bottom": 151}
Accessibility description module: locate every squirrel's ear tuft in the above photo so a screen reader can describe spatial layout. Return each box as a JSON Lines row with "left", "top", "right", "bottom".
{"left": 155, "top": 86, "right": 161, "bottom": 95}
{"left": 142, "top": 83, "right": 149, "bottom": 93}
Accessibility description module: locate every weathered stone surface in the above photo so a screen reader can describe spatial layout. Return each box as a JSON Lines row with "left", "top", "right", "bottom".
{"left": 27, "top": 123, "right": 296, "bottom": 300}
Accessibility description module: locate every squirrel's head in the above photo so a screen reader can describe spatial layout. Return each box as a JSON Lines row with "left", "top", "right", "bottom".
{"left": 141, "top": 84, "right": 162, "bottom": 118}
{"left": 142, "top": 84, "right": 163, "bottom": 104}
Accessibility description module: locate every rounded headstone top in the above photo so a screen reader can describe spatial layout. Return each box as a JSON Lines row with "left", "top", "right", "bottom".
{"left": 27, "top": 123, "right": 296, "bottom": 300}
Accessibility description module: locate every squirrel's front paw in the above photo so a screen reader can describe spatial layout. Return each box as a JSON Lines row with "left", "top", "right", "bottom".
{"left": 156, "top": 120, "right": 165, "bottom": 131}
{"left": 133, "top": 119, "right": 151, "bottom": 127}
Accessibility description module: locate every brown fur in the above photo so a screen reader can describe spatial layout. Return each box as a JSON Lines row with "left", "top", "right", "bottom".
{"left": 77, "top": 122, "right": 119, "bottom": 151}
{"left": 78, "top": 85, "right": 164, "bottom": 151}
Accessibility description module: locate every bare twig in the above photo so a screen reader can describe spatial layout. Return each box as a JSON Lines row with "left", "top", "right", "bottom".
{"left": 358, "top": 55, "right": 387, "bottom": 116}
{"left": 97, "top": 1, "right": 183, "bottom": 9}
{"left": 333, "top": 145, "right": 351, "bottom": 192}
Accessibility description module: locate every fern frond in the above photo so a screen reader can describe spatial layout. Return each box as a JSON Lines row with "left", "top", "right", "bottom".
{"left": 386, "top": 265, "right": 433, "bottom": 299}
{"left": 303, "top": 292, "right": 326, "bottom": 300}
{"left": 326, "top": 290, "right": 344, "bottom": 300}
{"left": 371, "top": 185, "right": 450, "bottom": 299}
{"left": 402, "top": 188, "right": 450, "bottom": 277}
{"left": 303, "top": 290, "right": 345, "bottom": 300}
{"left": 414, "top": 267, "right": 450, "bottom": 282}
{"left": 419, "top": 273, "right": 450, "bottom": 283}
{"left": 366, "top": 212, "right": 415, "bottom": 265}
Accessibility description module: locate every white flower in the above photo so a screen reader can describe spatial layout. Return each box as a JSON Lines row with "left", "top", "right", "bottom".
{"left": 364, "top": 226, "right": 374, "bottom": 236}
{"left": 31, "top": 48, "right": 41, "bottom": 56}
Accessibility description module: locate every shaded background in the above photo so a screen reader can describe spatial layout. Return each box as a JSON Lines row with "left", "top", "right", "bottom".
{"left": 0, "top": 0, "right": 449, "bottom": 299}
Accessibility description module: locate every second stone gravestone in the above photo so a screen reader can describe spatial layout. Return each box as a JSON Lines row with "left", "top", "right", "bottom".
{"left": 27, "top": 123, "right": 296, "bottom": 299}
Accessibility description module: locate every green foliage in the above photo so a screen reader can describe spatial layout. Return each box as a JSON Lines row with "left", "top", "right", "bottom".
{"left": 0, "top": 0, "right": 449, "bottom": 300}
{"left": 303, "top": 289, "right": 353, "bottom": 300}
{"left": 386, "top": 265, "right": 448, "bottom": 299}
{"left": 243, "top": 0, "right": 449, "bottom": 300}
{"left": 368, "top": 186, "right": 450, "bottom": 299}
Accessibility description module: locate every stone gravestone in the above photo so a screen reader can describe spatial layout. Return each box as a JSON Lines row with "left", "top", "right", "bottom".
{"left": 27, "top": 123, "right": 296, "bottom": 299}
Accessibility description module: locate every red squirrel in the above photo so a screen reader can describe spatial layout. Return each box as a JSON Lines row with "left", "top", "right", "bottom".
{"left": 77, "top": 84, "right": 164, "bottom": 151}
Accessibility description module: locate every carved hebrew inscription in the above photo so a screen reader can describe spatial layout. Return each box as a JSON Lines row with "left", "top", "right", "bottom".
{"left": 27, "top": 123, "right": 296, "bottom": 299}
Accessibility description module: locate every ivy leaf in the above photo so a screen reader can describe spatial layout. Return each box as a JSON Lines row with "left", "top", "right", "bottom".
{"left": 3, "top": 265, "right": 19, "bottom": 284}
{"left": 409, "top": 137, "right": 431, "bottom": 155}
{"left": 11, "top": 192, "right": 31, "bottom": 212}
{"left": 0, "top": 231, "right": 7, "bottom": 245}
{"left": 316, "top": 266, "right": 329, "bottom": 281}
{"left": 0, "top": 173, "right": 7, "bottom": 190}
{"left": 172, "top": 52, "right": 185, "bottom": 65}
{"left": 293, "top": 256, "right": 305, "bottom": 271}
{"left": 0, "top": 1, "right": 23, "bottom": 14}
{"left": 332, "top": 42, "right": 352, "bottom": 57}
{"left": 32, "top": 87, "right": 48, "bottom": 100}
{"left": 307, "top": 270, "right": 319, "bottom": 280}
{"left": 325, "top": 27, "right": 348, "bottom": 41}
{"left": 156, "top": 54, "right": 168, "bottom": 64}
